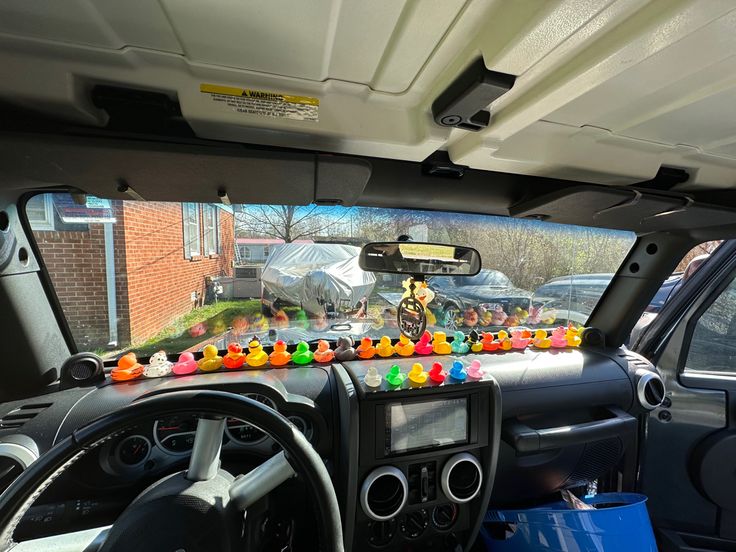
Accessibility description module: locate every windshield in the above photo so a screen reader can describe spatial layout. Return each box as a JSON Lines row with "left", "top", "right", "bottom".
{"left": 26, "top": 193, "right": 635, "bottom": 357}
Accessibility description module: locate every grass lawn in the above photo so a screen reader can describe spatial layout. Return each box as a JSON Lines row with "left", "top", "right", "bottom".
{"left": 104, "top": 299, "right": 262, "bottom": 358}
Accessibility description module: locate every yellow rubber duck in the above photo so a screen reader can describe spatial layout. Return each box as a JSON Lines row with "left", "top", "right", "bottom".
{"left": 245, "top": 336, "right": 268, "bottom": 367}
{"left": 432, "top": 331, "right": 452, "bottom": 355}
{"left": 376, "top": 336, "right": 395, "bottom": 358}
{"left": 408, "top": 362, "right": 428, "bottom": 385}
{"left": 468, "top": 330, "right": 484, "bottom": 353}
{"left": 566, "top": 326, "right": 582, "bottom": 347}
{"left": 395, "top": 334, "right": 415, "bottom": 357}
{"left": 197, "top": 344, "right": 223, "bottom": 372}
{"left": 532, "top": 329, "right": 552, "bottom": 349}
{"left": 497, "top": 330, "right": 513, "bottom": 351}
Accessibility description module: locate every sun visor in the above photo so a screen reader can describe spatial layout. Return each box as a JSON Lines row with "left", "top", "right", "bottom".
{"left": 0, "top": 133, "right": 371, "bottom": 207}
{"left": 509, "top": 186, "right": 736, "bottom": 232}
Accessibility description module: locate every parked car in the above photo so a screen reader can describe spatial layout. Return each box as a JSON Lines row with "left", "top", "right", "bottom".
{"left": 428, "top": 269, "right": 532, "bottom": 329}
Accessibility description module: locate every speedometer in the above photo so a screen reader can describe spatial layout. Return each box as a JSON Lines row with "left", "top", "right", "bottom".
{"left": 225, "top": 394, "right": 277, "bottom": 445}
{"left": 154, "top": 414, "right": 199, "bottom": 454}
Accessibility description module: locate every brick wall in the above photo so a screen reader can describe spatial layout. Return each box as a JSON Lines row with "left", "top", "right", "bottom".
{"left": 120, "top": 202, "right": 234, "bottom": 343}
{"left": 34, "top": 227, "right": 111, "bottom": 350}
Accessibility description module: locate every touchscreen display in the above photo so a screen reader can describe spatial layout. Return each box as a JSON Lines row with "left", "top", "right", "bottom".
{"left": 387, "top": 398, "right": 468, "bottom": 454}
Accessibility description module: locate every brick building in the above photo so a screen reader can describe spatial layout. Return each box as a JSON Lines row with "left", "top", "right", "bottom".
{"left": 30, "top": 195, "right": 234, "bottom": 350}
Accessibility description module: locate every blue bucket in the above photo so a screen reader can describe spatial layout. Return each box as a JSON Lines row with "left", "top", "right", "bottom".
{"left": 481, "top": 493, "right": 657, "bottom": 552}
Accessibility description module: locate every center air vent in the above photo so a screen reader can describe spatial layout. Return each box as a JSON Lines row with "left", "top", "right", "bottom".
{"left": 360, "top": 466, "right": 408, "bottom": 521}
{"left": 0, "top": 435, "right": 39, "bottom": 493}
{"left": 636, "top": 370, "right": 665, "bottom": 410}
{"left": 441, "top": 453, "right": 483, "bottom": 503}
{"left": 0, "top": 403, "right": 52, "bottom": 430}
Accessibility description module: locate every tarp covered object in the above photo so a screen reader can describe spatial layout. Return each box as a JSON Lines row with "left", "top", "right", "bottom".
{"left": 261, "top": 243, "right": 376, "bottom": 314}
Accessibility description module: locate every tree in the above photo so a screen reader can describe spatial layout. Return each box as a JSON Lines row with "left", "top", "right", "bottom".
{"left": 236, "top": 205, "right": 352, "bottom": 242}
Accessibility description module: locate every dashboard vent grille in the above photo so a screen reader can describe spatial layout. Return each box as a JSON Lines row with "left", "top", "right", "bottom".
{"left": 0, "top": 403, "right": 52, "bottom": 430}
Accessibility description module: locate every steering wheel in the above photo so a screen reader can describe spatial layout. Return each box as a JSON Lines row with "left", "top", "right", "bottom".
{"left": 0, "top": 390, "right": 344, "bottom": 552}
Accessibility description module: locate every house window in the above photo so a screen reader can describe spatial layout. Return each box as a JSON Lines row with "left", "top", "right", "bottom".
{"left": 203, "top": 205, "right": 220, "bottom": 255}
{"left": 243, "top": 246, "right": 251, "bottom": 260}
{"left": 182, "top": 203, "right": 201, "bottom": 259}
{"left": 26, "top": 195, "right": 55, "bottom": 231}
{"left": 263, "top": 245, "right": 270, "bottom": 258}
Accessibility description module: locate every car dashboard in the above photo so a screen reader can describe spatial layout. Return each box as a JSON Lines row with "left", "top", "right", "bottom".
{"left": 0, "top": 347, "right": 662, "bottom": 551}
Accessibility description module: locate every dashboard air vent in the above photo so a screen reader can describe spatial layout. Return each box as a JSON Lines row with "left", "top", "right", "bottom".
{"left": 636, "top": 370, "right": 665, "bottom": 410}
{"left": 0, "top": 403, "right": 52, "bottom": 430}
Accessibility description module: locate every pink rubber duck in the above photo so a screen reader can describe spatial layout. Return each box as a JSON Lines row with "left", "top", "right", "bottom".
{"left": 173, "top": 352, "right": 198, "bottom": 375}
{"left": 491, "top": 305, "right": 508, "bottom": 326}
{"left": 550, "top": 327, "right": 568, "bottom": 348}
{"left": 415, "top": 331, "right": 434, "bottom": 355}
{"left": 466, "top": 359, "right": 484, "bottom": 379}
{"left": 510, "top": 329, "right": 532, "bottom": 349}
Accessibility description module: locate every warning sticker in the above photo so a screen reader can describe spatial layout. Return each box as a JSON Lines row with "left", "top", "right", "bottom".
{"left": 200, "top": 84, "right": 319, "bottom": 122}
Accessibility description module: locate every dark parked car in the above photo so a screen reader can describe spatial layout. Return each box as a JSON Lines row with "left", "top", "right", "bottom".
{"left": 428, "top": 269, "right": 532, "bottom": 329}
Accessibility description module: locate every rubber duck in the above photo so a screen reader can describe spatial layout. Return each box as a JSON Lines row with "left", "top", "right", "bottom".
{"left": 513, "top": 307, "right": 529, "bottom": 324}
{"left": 550, "top": 327, "right": 567, "bottom": 348}
{"left": 172, "top": 352, "right": 198, "bottom": 375}
{"left": 292, "top": 341, "right": 314, "bottom": 365}
{"left": 222, "top": 342, "right": 246, "bottom": 369}
{"left": 143, "top": 350, "right": 173, "bottom": 378}
{"left": 505, "top": 315, "right": 520, "bottom": 327}
{"left": 451, "top": 331, "right": 470, "bottom": 354}
{"left": 294, "top": 310, "right": 310, "bottom": 330}
{"left": 198, "top": 345, "right": 223, "bottom": 372}
{"left": 376, "top": 336, "right": 395, "bottom": 358}
{"left": 429, "top": 362, "right": 446, "bottom": 383}
{"left": 532, "top": 329, "right": 552, "bottom": 349}
{"left": 311, "top": 312, "right": 329, "bottom": 332}
{"left": 449, "top": 360, "right": 467, "bottom": 381}
{"left": 491, "top": 305, "right": 508, "bottom": 326}
{"left": 313, "top": 340, "right": 335, "bottom": 363}
{"left": 415, "top": 331, "right": 434, "bottom": 355}
{"left": 466, "top": 359, "right": 484, "bottom": 379}
{"left": 334, "top": 336, "right": 357, "bottom": 361}
{"left": 231, "top": 315, "right": 249, "bottom": 335}
{"left": 463, "top": 307, "right": 479, "bottom": 327}
{"left": 566, "top": 326, "right": 582, "bottom": 347}
{"left": 357, "top": 337, "right": 377, "bottom": 360}
{"left": 245, "top": 336, "right": 268, "bottom": 367}
{"left": 481, "top": 332, "right": 500, "bottom": 351}
{"left": 511, "top": 329, "right": 532, "bottom": 350}
{"left": 395, "top": 334, "right": 415, "bottom": 357}
{"left": 188, "top": 322, "right": 207, "bottom": 338}
{"left": 112, "top": 352, "right": 144, "bottom": 381}
{"left": 432, "top": 331, "right": 452, "bottom": 355}
{"left": 364, "top": 367, "right": 382, "bottom": 388}
{"left": 408, "top": 363, "right": 428, "bottom": 385}
{"left": 269, "top": 340, "right": 292, "bottom": 366}
{"left": 272, "top": 309, "right": 289, "bottom": 329}
{"left": 468, "top": 330, "right": 484, "bottom": 353}
{"left": 478, "top": 307, "right": 494, "bottom": 327}
{"left": 211, "top": 319, "right": 227, "bottom": 336}
{"left": 498, "top": 330, "right": 513, "bottom": 351}
{"left": 385, "top": 365, "right": 405, "bottom": 386}
{"left": 527, "top": 307, "right": 542, "bottom": 326}
{"left": 250, "top": 313, "right": 269, "bottom": 332}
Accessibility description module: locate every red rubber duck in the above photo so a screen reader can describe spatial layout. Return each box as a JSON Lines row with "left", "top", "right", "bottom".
{"left": 415, "top": 330, "right": 434, "bottom": 355}
{"left": 222, "top": 342, "right": 246, "bottom": 369}
{"left": 357, "top": 337, "right": 377, "bottom": 360}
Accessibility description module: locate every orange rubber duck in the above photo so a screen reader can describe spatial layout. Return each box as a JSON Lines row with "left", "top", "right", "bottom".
{"left": 432, "top": 331, "right": 452, "bottom": 355}
{"left": 395, "top": 334, "right": 415, "bottom": 357}
{"left": 222, "top": 342, "right": 246, "bottom": 369}
{"left": 357, "top": 337, "right": 377, "bottom": 359}
{"left": 269, "top": 340, "right": 291, "bottom": 366}
{"left": 376, "top": 336, "right": 394, "bottom": 358}
{"left": 481, "top": 332, "right": 499, "bottom": 351}
{"left": 112, "top": 352, "right": 144, "bottom": 381}
{"left": 314, "top": 339, "right": 335, "bottom": 363}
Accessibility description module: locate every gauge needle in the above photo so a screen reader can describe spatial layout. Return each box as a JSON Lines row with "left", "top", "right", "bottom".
{"left": 157, "top": 426, "right": 181, "bottom": 431}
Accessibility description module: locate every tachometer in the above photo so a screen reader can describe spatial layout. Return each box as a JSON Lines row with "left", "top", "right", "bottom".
{"left": 154, "top": 414, "right": 199, "bottom": 454}
{"left": 115, "top": 435, "right": 151, "bottom": 466}
{"left": 225, "top": 394, "right": 277, "bottom": 445}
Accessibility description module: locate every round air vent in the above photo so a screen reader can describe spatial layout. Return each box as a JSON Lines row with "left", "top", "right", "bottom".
{"left": 60, "top": 352, "right": 104, "bottom": 389}
{"left": 0, "top": 435, "right": 38, "bottom": 492}
{"left": 441, "top": 453, "right": 483, "bottom": 503}
{"left": 360, "top": 466, "right": 408, "bottom": 521}
{"left": 636, "top": 370, "right": 665, "bottom": 410}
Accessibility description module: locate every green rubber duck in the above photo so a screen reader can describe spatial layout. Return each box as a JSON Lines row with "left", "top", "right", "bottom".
{"left": 386, "top": 365, "right": 406, "bottom": 386}
{"left": 292, "top": 341, "right": 314, "bottom": 365}
{"left": 294, "top": 310, "right": 310, "bottom": 330}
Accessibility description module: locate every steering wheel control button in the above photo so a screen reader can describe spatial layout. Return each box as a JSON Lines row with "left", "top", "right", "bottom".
{"left": 408, "top": 363, "right": 428, "bottom": 385}
{"left": 386, "top": 365, "right": 406, "bottom": 387}
{"left": 400, "top": 509, "right": 428, "bottom": 539}
{"left": 364, "top": 367, "right": 382, "bottom": 388}
{"left": 429, "top": 362, "right": 447, "bottom": 383}
{"left": 431, "top": 503, "right": 459, "bottom": 530}
{"left": 361, "top": 466, "right": 408, "bottom": 521}
{"left": 466, "top": 359, "right": 483, "bottom": 379}
{"left": 449, "top": 361, "right": 467, "bottom": 381}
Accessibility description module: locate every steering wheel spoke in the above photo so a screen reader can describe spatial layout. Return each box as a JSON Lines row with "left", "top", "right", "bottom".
{"left": 186, "top": 416, "right": 226, "bottom": 482}
{"left": 229, "top": 451, "right": 296, "bottom": 509}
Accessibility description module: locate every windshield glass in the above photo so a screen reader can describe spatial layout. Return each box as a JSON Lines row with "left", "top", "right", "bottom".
{"left": 26, "top": 193, "right": 635, "bottom": 357}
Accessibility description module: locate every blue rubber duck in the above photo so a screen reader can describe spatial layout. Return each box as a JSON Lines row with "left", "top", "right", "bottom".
{"left": 450, "top": 331, "right": 470, "bottom": 354}
{"left": 449, "top": 360, "right": 467, "bottom": 381}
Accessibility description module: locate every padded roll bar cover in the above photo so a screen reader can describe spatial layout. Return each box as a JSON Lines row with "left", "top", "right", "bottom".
{"left": 0, "top": 390, "right": 345, "bottom": 552}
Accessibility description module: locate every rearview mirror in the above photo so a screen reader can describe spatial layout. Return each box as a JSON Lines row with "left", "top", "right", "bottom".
{"left": 359, "top": 241, "right": 481, "bottom": 276}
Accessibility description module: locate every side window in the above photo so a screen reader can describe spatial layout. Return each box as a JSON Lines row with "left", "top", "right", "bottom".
{"left": 182, "top": 203, "right": 201, "bottom": 259}
{"left": 686, "top": 275, "right": 736, "bottom": 374}
{"left": 202, "top": 204, "right": 219, "bottom": 255}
